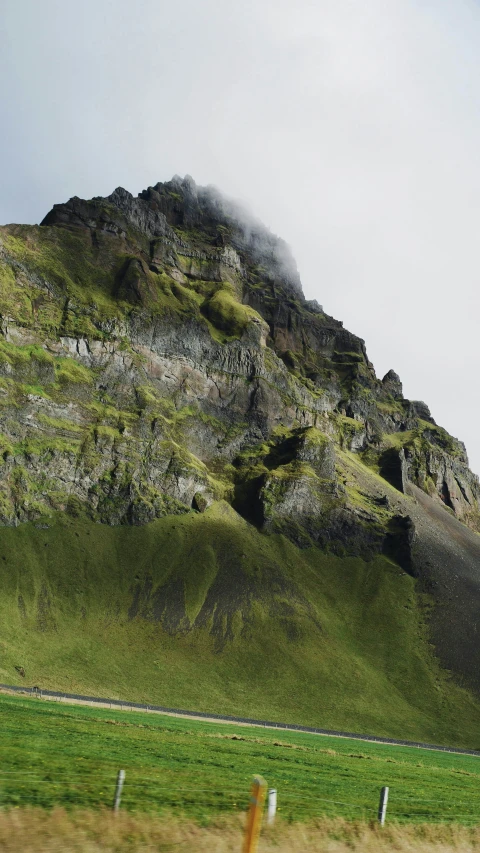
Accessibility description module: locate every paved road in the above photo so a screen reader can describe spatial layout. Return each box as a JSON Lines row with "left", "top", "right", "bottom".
{"left": 1, "top": 682, "right": 479, "bottom": 758}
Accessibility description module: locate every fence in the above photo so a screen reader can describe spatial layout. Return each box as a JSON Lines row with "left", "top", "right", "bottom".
{"left": 2, "top": 767, "right": 480, "bottom": 826}
{"left": 3, "top": 683, "right": 480, "bottom": 832}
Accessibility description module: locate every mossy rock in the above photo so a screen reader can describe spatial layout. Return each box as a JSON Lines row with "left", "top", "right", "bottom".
{"left": 192, "top": 492, "right": 208, "bottom": 513}
{"left": 202, "top": 284, "right": 261, "bottom": 339}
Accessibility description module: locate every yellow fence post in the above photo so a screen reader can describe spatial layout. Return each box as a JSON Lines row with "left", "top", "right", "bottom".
{"left": 243, "top": 775, "right": 267, "bottom": 853}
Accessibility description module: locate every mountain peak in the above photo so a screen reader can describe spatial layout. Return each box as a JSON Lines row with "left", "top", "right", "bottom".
{"left": 42, "top": 177, "right": 304, "bottom": 300}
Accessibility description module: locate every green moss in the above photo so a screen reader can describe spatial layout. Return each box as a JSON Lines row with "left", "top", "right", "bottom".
{"left": 333, "top": 350, "right": 364, "bottom": 363}
{"left": 342, "top": 481, "right": 390, "bottom": 525}
{"left": 170, "top": 281, "right": 202, "bottom": 310}
{"left": 382, "top": 423, "right": 463, "bottom": 463}
{"left": 339, "top": 448, "right": 408, "bottom": 498}
{"left": 135, "top": 385, "right": 160, "bottom": 410}
{"left": 235, "top": 441, "right": 270, "bottom": 469}
{"left": 0, "top": 433, "right": 14, "bottom": 459}
{"left": 0, "top": 340, "right": 53, "bottom": 368}
{"left": 267, "top": 460, "right": 318, "bottom": 482}
{"left": 2, "top": 229, "right": 124, "bottom": 335}
{"left": 202, "top": 283, "right": 262, "bottom": 340}
{"left": 28, "top": 345, "right": 54, "bottom": 366}
{"left": 36, "top": 415, "right": 84, "bottom": 434}
{"left": 55, "top": 358, "right": 94, "bottom": 386}
{"left": 92, "top": 424, "right": 125, "bottom": 442}
{"left": 175, "top": 254, "right": 214, "bottom": 276}
{"left": 383, "top": 429, "right": 417, "bottom": 450}
{"left": 20, "top": 383, "right": 51, "bottom": 399}
{"left": 218, "top": 421, "right": 248, "bottom": 448}
{"left": 0, "top": 258, "right": 40, "bottom": 327}
{"left": 88, "top": 399, "right": 138, "bottom": 427}
{"left": 1, "top": 223, "right": 275, "bottom": 352}
{"left": 424, "top": 475, "right": 438, "bottom": 496}
{"left": 159, "top": 440, "right": 209, "bottom": 476}
{"left": 377, "top": 399, "right": 404, "bottom": 415}
{"left": 174, "top": 403, "right": 226, "bottom": 435}
{"left": 14, "top": 435, "right": 81, "bottom": 456}
{"left": 332, "top": 414, "right": 365, "bottom": 449}
{"left": 419, "top": 421, "right": 464, "bottom": 458}
{"left": 301, "top": 426, "right": 331, "bottom": 446}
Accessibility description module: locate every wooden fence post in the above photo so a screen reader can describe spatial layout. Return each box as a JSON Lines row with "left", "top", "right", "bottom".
{"left": 243, "top": 775, "right": 267, "bottom": 853}
{"left": 113, "top": 769, "right": 125, "bottom": 813}
{"left": 378, "top": 786, "right": 389, "bottom": 826}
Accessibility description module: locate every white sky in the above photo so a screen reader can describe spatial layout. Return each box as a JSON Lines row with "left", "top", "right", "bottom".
{"left": 1, "top": 0, "right": 480, "bottom": 472}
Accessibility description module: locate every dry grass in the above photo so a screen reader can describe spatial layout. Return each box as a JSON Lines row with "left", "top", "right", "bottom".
{"left": 1, "top": 810, "right": 480, "bottom": 853}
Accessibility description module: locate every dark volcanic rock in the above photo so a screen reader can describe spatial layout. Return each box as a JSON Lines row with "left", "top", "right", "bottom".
{"left": 383, "top": 514, "right": 416, "bottom": 574}
{"left": 382, "top": 369, "right": 403, "bottom": 399}
{"left": 410, "top": 400, "right": 435, "bottom": 424}
{"left": 2, "top": 175, "right": 480, "bottom": 552}
{"left": 380, "top": 448, "right": 408, "bottom": 493}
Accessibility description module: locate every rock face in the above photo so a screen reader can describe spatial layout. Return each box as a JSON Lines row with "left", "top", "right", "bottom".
{"left": 0, "top": 174, "right": 479, "bottom": 552}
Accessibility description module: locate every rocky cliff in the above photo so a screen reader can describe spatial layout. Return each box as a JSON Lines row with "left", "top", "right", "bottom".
{"left": 0, "top": 176, "right": 478, "bottom": 541}
{"left": 1, "top": 175, "right": 480, "bottom": 703}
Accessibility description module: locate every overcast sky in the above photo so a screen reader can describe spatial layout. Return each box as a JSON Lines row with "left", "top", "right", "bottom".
{"left": 1, "top": 0, "right": 480, "bottom": 473}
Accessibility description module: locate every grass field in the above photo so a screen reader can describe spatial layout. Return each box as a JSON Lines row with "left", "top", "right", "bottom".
{"left": 2, "top": 505, "right": 480, "bottom": 748}
{"left": 2, "top": 693, "right": 480, "bottom": 826}
{"left": 5, "top": 810, "right": 480, "bottom": 853}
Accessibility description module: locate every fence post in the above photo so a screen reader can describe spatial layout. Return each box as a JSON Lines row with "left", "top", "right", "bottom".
{"left": 113, "top": 769, "right": 125, "bottom": 813}
{"left": 267, "top": 788, "right": 277, "bottom": 825}
{"left": 378, "top": 786, "right": 389, "bottom": 826}
{"left": 243, "top": 775, "right": 267, "bottom": 853}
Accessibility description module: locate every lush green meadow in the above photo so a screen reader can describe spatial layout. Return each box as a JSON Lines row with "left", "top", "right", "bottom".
{"left": 2, "top": 507, "right": 480, "bottom": 748}
{"left": 2, "top": 693, "right": 480, "bottom": 826}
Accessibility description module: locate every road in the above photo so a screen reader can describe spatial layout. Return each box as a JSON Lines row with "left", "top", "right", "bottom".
{"left": 1, "top": 682, "right": 479, "bottom": 757}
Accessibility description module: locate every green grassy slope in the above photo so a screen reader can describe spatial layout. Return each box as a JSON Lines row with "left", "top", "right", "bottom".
{"left": 2, "top": 693, "right": 480, "bottom": 823}
{"left": 1, "top": 502, "right": 480, "bottom": 747}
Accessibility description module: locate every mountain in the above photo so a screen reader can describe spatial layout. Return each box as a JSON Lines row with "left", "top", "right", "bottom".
{"left": 1, "top": 175, "right": 480, "bottom": 745}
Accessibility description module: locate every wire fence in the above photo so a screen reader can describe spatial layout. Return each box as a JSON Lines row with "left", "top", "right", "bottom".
{"left": 3, "top": 684, "right": 480, "bottom": 825}
{"left": 2, "top": 683, "right": 479, "bottom": 758}
{"left": 2, "top": 769, "right": 480, "bottom": 825}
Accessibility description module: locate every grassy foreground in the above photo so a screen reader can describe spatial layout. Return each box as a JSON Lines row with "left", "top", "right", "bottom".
{"left": 2, "top": 504, "right": 480, "bottom": 747}
{"left": 3, "top": 811, "right": 480, "bottom": 853}
{"left": 2, "top": 693, "right": 480, "bottom": 825}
